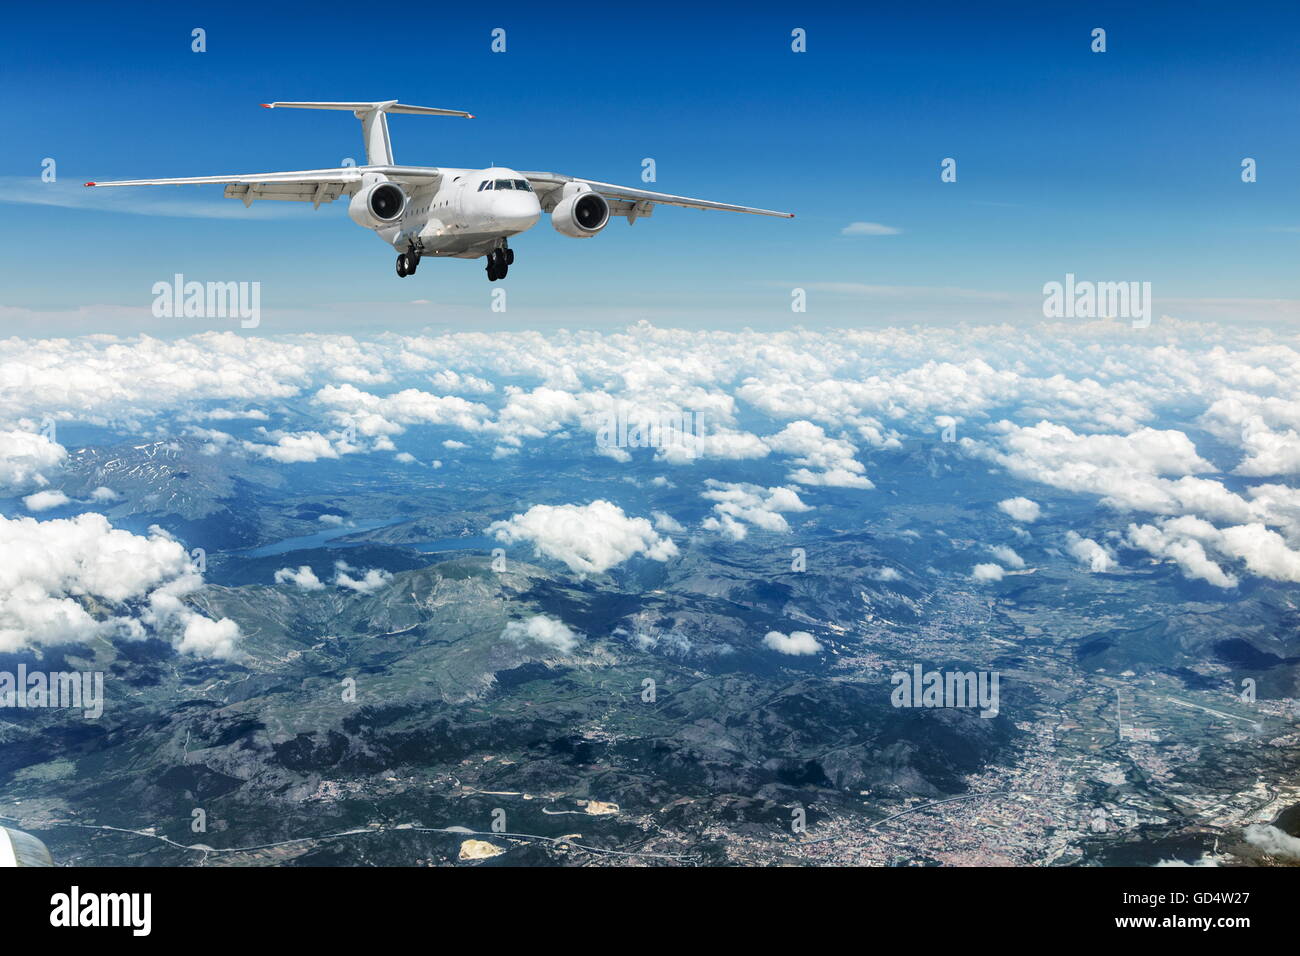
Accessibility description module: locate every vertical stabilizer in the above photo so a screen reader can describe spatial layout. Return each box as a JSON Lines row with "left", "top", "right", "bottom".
{"left": 261, "top": 100, "right": 475, "bottom": 167}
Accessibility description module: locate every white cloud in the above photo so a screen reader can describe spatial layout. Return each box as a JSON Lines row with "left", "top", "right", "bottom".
{"left": 5, "top": 322, "right": 1300, "bottom": 590}
{"left": 988, "top": 545, "right": 1025, "bottom": 569}
{"left": 0, "top": 513, "right": 240, "bottom": 658}
{"left": 0, "top": 429, "right": 66, "bottom": 493}
{"left": 489, "top": 500, "right": 678, "bottom": 575}
{"left": 501, "top": 614, "right": 578, "bottom": 654}
{"left": 1243, "top": 824, "right": 1300, "bottom": 860}
{"left": 700, "top": 481, "right": 812, "bottom": 540}
{"left": 1125, "top": 520, "right": 1238, "bottom": 588}
{"left": 1064, "top": 532, "right": 1116, "bottom": 572}
{"left": 23, "top": 489, "right": 70, "bottom": 512}
{"left": 245, "top": 431, "right": 341, "bottom": 464}
{"left": 274, "top": 565, "right": 325, "bottom": 590}
{"left": 998, "top": 497, "right": 1041, "bottom": 523}
{"left": 869, "top": 566, "right": 902, "bottom": 582}
{"left": 762, "top": 630, "right": 822, "bottom": 655}
{"left": 332, "top": 560, "right": 393, "bottom": 593}
{"left": 841, "top": 222, "right": 901, "bottom": 236}
{"left": 652, "top": 511, "right": 684, "bottom": 533}
{"left": 972, "top": 563, "right": 1005, "bottom": 582}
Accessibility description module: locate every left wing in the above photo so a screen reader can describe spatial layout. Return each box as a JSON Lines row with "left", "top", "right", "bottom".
{"left": 522, "top": 172, "right": 793, "bottom": 222}
{"left": 84, "top": 165, "right": 445, "bottom": 208}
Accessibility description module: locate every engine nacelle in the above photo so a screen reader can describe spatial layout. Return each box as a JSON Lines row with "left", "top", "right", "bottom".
{"left": 551, "top": 188, "right": 609, "bottom": 237}
{"left": 348, "top": 179, "right": 407, "bottom": 228}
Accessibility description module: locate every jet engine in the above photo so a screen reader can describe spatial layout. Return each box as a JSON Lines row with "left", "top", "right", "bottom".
{"left": 348, "top": 180, "right": 407, "bottom": 228}
{"left": 551, "top": 189, "right": 609, "bottom": 237}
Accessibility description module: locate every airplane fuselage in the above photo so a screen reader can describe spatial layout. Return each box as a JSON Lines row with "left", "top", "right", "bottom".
{"left": 371, "top": 166, "right": 541, "bottom": 260}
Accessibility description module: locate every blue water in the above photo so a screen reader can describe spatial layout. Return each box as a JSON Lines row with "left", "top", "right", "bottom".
{"left": 241, "top": 520, "right": 494, "bottom": 558}
{"left": 241, "top": 517, "right": 400, "bottom": 557}
{"left": 407, "top": 535, "right": 495, "bottom": 553}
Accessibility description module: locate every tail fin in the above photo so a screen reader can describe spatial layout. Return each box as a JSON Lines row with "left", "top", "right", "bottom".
{"left": 261, "top": 100, "right": 474, "bottom": 166}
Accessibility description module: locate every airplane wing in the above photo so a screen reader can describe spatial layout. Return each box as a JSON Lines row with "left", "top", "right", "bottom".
{"left": 521, "top": 172, "right": 794, "bottom": 222}
{"left": 84, "top": 165, "right": 446, "bottom": 208}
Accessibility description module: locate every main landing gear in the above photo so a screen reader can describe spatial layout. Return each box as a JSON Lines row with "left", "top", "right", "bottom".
{"left": 396, "top": 249, "right": 420, "bottom": 278}
{"left": 485, "top": 245, "right": 514, "bottom": 282}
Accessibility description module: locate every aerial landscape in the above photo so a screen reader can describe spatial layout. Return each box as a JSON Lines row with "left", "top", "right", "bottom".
{"left": 0, "top": 3, "right": 1297, "bottom": 886}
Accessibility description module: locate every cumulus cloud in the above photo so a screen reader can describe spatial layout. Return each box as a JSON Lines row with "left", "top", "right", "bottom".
{"left": 332, "top": 560, "right": 393, "bottom": 593}
{"left": 1243, "top": 824, "right": 1300, "bottom": 860}
{"left": 23, "top": 489, "right": 70, "bottom": 512}
{"left": 0, "top": 513, "right": 240, "bottom": 658}
{"left": 762, "top": 630, "right": 822, "bottom": 655}
{"left": 652, "top": 510, "right": 684, "bottom": 533}
{"left": 1125, "top": 519, "right": 1238, "bottom": 588}
{"left": 870, "top": 566, "right": 902, "bottom": 582}
{"left": 0, "top": 429, "right": 66, "bottom": 493}
{"left": 1064, "top": 531, "right": 1116, "bottom": 572}
{"left": 841, "top": 222, "right": 901, "bottom": 236}
{"left": 988, "top": 545, "right": 1025, "bottom": 569}
{"left": 998, "top": 497, "right": 1041, "bottom": 523}
{"left": 274, "top": 565, "right": 325, "bottom": 590}
{"left": 6, "top": 321, "right": 1300, "bottom": 591}
{"left": 765, "top": 420, "right": 873, "bottom": 488}
{"left": 700, "top": 481, "right": 812, "bottom": 540}
{"left": 489, "top": 500, "right": 678, "bottom": 575}
{"left": 501, "top": 614, "right": 579, "bottom": 654}
{"left": 972, "top": 563, "right": 1005, "bottom": 582}
{"left": 245, "top": 431, "right": 341, "bottom": 464}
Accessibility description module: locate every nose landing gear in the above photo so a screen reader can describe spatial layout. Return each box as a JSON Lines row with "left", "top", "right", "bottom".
{"left": 485, "top": 245, "right": 513, "bottom": 282}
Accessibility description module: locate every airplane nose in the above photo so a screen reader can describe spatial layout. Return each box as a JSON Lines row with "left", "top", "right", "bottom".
{"left": 498, "top": 195, "right": 541, "bottom": 231}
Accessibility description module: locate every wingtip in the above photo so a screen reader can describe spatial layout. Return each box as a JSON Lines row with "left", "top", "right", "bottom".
{"left": 83, "top": 181, "right": 96, "bottom": 187}
{"left": 787, "top": 213, "right": 795, "bottom": 218}
{"left": 260, "top": 103, "right": 272, "bottom": 109}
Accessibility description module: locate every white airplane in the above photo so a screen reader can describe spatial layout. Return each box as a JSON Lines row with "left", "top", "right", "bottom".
{"left": 86, "top": 100, "right": 794, "bottom": 280}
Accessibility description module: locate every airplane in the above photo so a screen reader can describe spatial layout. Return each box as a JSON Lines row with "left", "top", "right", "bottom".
{"left": 85, "top": 100, "right": 794, "bottom": 281}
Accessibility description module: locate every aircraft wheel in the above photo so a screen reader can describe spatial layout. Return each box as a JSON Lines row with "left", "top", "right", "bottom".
{"left": 407, "top": 253, "right": 420, "bottom": 275}
{"left": 486, "top": 260, "right": 498, "bottom": 281}
{"left": 396, "top": 254, "right": 409, "bottom": 278}
{"left": 505, "top": 248, "right": 515, "bottom": 266}
{"left": 499, "top": 261, "right": 509, "bottom": 279}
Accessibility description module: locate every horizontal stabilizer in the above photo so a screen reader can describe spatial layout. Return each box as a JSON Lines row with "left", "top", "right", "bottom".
{"left": 260, "top": 100, "right": 473, "bottom": 165}
{"left": 261, "top": 101, "right": 473, "bottom": 118}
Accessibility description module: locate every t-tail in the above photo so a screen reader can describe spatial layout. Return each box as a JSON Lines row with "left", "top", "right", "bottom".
{"left": 259, "top": 100, "right": 474, "bottom": 165}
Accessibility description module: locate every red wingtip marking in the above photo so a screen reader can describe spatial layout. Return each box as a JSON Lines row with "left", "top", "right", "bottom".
{"left": 260, "top": 103, "right": 272, "bottom": 108}
{"left": 84, "top": 182, "right": 96, "bottom": 187}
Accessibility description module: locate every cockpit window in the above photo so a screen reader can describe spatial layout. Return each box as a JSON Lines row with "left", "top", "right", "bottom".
{"left": 494, "top": 179, "right": 515, "bottom": 190}
{"left": 479, "top": 180, "right": 493, "bottom": 191}
{"left": 513, "top": 180, "right": 532, "bottom": 191}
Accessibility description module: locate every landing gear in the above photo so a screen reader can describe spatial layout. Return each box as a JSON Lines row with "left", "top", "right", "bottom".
{"left": 485, "top": 246, "right": 510, "bottom": 281}
{"left": 396, "top": 250, "right": 420, "bottom": 278}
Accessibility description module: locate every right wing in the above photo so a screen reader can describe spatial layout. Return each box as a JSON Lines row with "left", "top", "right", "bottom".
{"left": 84, "top": 165, "right": 446, "bottom": 208}
{"left": 522, "top": 172, "right": 795, "bottom": 221}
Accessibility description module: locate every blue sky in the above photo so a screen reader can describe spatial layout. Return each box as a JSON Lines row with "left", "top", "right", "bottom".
{"left": 2, "top": 0, "right": 1297, "bottom": 332}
